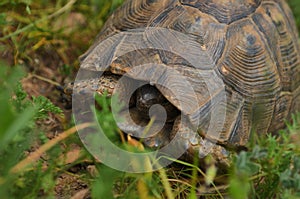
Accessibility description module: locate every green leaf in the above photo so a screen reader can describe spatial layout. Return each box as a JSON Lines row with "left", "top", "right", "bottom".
{"left": 26, "top": 5, "right": 31, "bottom": 15}
{"left": 0, "top": 107, "right": 35, "bottom": 151}
{"left": 91, "top": 165, "right": 122, "bottom": 198}
{"left": 229, "top": 173, "right": 250, "bottom": 199}
{"left": 235, "top": 152, "right": 261, "bottom": 176}
{"left": 32, "top": 96, "right": 62, "bottom": 119}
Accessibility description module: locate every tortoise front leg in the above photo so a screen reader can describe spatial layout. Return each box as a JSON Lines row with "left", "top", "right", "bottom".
{"left": 169, "top": 116, "right": 230, "bottom": 168}
{"left": 59, "top": 74, "right": 120, "bottom": 109}
{"left": 71, "top": 74, "right": 120, "bottom": 97}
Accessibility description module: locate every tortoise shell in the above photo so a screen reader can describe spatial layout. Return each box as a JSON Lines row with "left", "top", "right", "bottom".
{"left": 78, "top": 0, "right": 300, "bottom": 155}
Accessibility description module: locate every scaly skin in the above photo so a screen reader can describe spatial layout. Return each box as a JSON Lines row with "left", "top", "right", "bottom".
{"left": 62, "top": 74, "right": 230, "bottom": 166}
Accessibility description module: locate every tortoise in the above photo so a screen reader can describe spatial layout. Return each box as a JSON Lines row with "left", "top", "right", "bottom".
{"left": 66, "top": 0, "right": 300, "bottom": 165}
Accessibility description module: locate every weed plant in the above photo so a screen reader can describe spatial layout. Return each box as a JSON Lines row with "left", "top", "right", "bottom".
{"left": 0, "top": 0, "right": 300, "bottom": 198}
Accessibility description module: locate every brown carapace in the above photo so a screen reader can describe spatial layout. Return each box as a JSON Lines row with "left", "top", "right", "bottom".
{"left": 71, "top": 0, "right": 300, "bottom": 164}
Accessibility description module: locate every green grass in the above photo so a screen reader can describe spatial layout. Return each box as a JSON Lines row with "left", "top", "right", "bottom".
{"left": 0, "top": 64, "right": 62, "bottom": 198}
{"left": 0, "top": 0, "right": 300, "bottom": 198}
